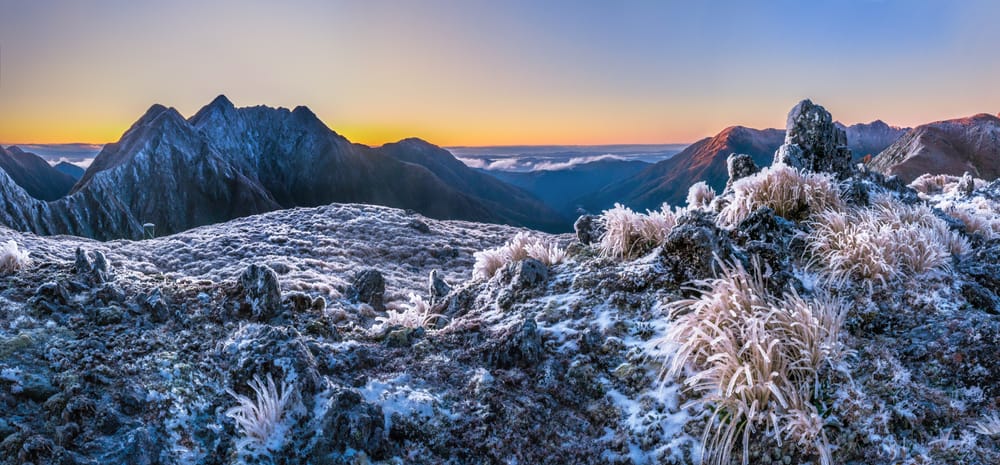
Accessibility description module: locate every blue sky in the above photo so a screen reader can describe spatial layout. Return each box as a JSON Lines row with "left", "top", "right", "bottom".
{"left": 0, "top": 0, "right": 997, "bottom": 145}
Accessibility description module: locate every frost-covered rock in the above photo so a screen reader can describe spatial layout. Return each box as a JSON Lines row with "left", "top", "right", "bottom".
{"left": 428, "top": 269, "right": 451, "bottom": 305}
{"left": 573, "top": 214, "right": 604, "bottom": 245}
{"left": 724, "top": 152, "right": 759, "bottom": 193}
{"left": 349, "top": 268, "right": 386, "bottom": 311}
{"left": 773, "top": 99, "right": 854, "bottom": 178}
{"left": 238, "top": 263, "right": 282, "bottom": 321}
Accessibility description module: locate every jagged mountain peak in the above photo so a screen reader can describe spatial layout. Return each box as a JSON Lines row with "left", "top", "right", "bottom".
{"left": 6, "top": 145, "right": 25, "bottom": 155}
{"left": 189, "top": 94, "right": 238, "bottom": 126}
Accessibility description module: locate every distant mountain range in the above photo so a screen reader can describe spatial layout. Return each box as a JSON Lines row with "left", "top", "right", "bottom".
{"left": 870, "top": 113, "right": 1000, "bottom": 182}
{"left": 0, "top": 146, "right": 77, "bottom": 201}
{"left": 0, "top": 96, "right": 566, "bottom": 239}
{"left": 3, "top": 98, "right": 998, "bottom": 240}
{"left": 487, "top": 158, "right": 651, "bottom": 218}
{"left": 573, "top": 120, "right": 909, "bottom": 212}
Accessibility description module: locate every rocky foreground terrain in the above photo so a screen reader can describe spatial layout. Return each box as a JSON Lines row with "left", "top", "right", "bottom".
{"left": 1, "top": 101, "right": 1000, "bottom": 465}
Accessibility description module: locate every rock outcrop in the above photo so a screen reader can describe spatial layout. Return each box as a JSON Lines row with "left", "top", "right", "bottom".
{"left": 773, "top": 99, "right": 854, "bottom": 178}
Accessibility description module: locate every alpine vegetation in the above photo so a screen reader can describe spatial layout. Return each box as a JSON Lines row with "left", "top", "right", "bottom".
{"left": 659, "top": 260, "right": 848, "bottom": 465}
{"left": 686, "top": 181, "right": 717, "bottom": 209}
{"left": 807, "top": 195, "right": 969, "bottom": 287}
{"left": 598, "top": 203, "right": 679, "bottom": 260}
{"left": 374, "top": 293, "right": 448, "bottom": 331}
{"left": 0, "top": 240, "right": 31, "bottom": 275}
{"left": 472, "top": 231, "right": 567, "bottom": 280}
{"left": 226, "top": 373, "right": 295, "bottom": 456}
{"left": 717, "top": 164, "right": 844, "bottom": 227}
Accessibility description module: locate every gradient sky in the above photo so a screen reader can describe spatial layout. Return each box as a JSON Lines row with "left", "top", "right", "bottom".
{"left": 1, "top": 0, "right": 998, "bottom": 147}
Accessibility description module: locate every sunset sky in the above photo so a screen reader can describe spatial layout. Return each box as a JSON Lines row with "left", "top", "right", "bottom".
{"left": 1, "top": 0, "right": 998, "bottom": 147}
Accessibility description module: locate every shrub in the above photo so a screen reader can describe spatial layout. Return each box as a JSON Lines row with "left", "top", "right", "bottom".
{"left": 473, "top": 232, "right": 567, "bottom": 280}
{"left": 807, "top": 196, "right": 967, "bottom": 287}
{"left": 376, "top": 293, "right": 448, "bottom": 330}
{"left": 686, "top": 181, "right": 717, "bottom": 209}
{"left": 0, "top": 240, "right": 31, "bottom": 275}
{"left": 598, "top": 203, "right": 678, "bottom": 260}
{"left": 658, "top": 260, "right": 846, "bottom": 465}
{"left": 718, "top": 164, "right": 844, "bottom": 227}
{"left": 226, "top": 373, "right": 294, "bottom": 455}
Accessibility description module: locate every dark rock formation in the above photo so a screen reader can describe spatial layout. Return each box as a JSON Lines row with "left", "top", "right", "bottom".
{"left": 0, "top": 146, "right": 77, "bottom": 201}
{"left": 724, "top": 153, "right": 760, "bottom": 193}
{"left": 238, "top": 264, "right": 282, "bottom": 321}
{"left": 574, "top": 214, "right": 604, "bottom": 245}
{"left": 659, "top": 211, "right": 734, "bottom": 285}
{"left": 485, "top": 318, "right": 544, "bottom": 369}
{"left": 349, "top": 269, "right": 386, "bottom": 311}
{"left": 428, "top": 270, "right": 451, "bottom": 305}
{"left": 773, "top": 99, "right": 854, "bottom": 178}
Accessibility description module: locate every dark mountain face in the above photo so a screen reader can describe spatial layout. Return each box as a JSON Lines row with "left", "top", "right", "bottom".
{"left": 836, "top": 120, "right": 910, "bottom": 160}
{"left": 871, "top": 113, "right": 1000, "bottom": 182}
{"left": 0, "top": 146, "right": 78, "bottom": 201}
{"left": 486, "top": 159, "right": 650, "bottom": 218}
{"left": 0, "top": 96, "right": 567, "bottom": 239}
{"left": 376, "top": 138, "right": 569, "bottom": 232}
{"left": 54, "top": 162, "right": 85, "bottom": 180}
{"left": 578, "top": 126, "right": 786, "bottom": 212}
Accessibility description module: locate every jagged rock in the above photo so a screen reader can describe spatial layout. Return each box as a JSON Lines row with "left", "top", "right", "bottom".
{"left": 513, "top": 258, "right": 548, "bottom": 289}
{"left": 30, "top": 281, "right": 71, "bottom": 314}
{"left": 307, "top": 386, "right": 388, "bottom": 460}
{"left": 659, "top": 211, "right": 734, "bottom": 285}
{"left": 349, "top": 269, "right": 385, "bottom": 312}
{"left": 574, "top": 214, "right": 604, "bottom": 245}
{"left": 840, "top": 177, "right": 871, "bottom": 206}
{"left": 74, "top": 248, "right": 90, "bottom": 274}
{"left": 74, "top": 248, "right": 112, "bottom": 284}
{"left": 238, "top": 264, "right": 282, "bottom": 321}
{"left": 428, "top": 270, "right": 451, "bottom": 305}
{"left": 141, "top": 288, "right": 170, "bottom": 323}
{"left": 724, "top": 153, "right": 759, "bottom": 193}
{"left": 115, "top": 426, "right": 163, "bottom": 465}
{"left": 773, "top": 99, "right": 854, "bottom": 178}
{"left": 485, "top": 318, "right": 543, "bottom": 369}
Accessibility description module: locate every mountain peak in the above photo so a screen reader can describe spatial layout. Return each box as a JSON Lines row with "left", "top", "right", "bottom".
{"left": 208, "top": 94, "right": 234, "bottom": 109}
{"left": 6, "top": 146, "right": 24, "bottom": 155}
{"left": 189, "top": 95, "right": 238, "bottom": 127}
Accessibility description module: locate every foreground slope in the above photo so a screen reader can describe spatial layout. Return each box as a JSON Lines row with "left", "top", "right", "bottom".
{"left": 871, "top": 113, "right": 1000, "bottom": 182}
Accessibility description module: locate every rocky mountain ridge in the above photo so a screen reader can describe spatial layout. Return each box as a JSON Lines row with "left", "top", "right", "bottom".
{"left": 0, "top": 96, "right": 566, "bottom": 240}
{"left": 871, "top": 113, "right": 1000, "bottom": 182}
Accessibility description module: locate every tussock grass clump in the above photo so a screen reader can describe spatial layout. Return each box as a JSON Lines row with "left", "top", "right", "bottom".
{"left": 376, "top": 293, "right": 448, "bottom": 330}
{"left": 807, "top": 195, "right": 968, "bottom": 287}
{"left": 686, "top": 181, "right": 717, "bottom": 209}
{"left": 226, "top": 373, "right": 294, "bottom": 455}
{"left": 718, "top": 164, "right": 844, "bottom": 227}
{"left": 909, "top": 173, "right": 960, "bottom": 195}
{"left": 660, "top": 260, "right": 847, "bottom": 465}
{"left": 598, "top": 203, "right": 678, "bottom": 260}
{"left": 0, "top": 240, "right": 31, "bottom": 275}
{"left": 945, "top": 198, "right": 1000, "bottom": 240}
{"left": 473, "top": 232, "right": 567, "bottom": 280}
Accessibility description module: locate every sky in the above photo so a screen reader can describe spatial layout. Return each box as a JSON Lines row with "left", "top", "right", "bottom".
{"left": 0, "top": 0, "right": 998, "bottom": 147}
